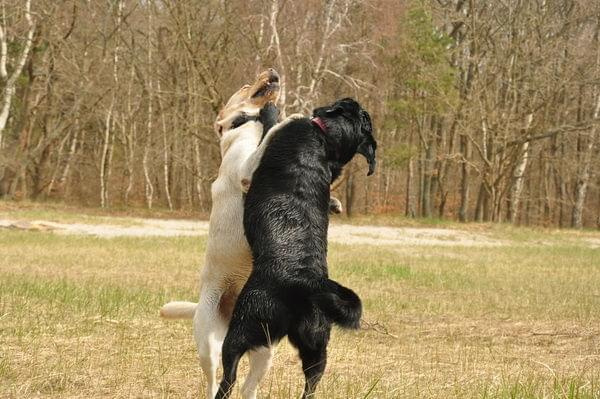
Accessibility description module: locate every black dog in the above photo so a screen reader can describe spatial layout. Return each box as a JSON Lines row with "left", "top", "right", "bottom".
{"left": 216, "top": 98, "right": 377, "bottom": 399}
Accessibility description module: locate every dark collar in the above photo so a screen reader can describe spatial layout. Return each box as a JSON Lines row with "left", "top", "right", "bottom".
{"left": 311, "top": 117, "right": 327, "bottom": 134}
{"left": 230, "top": 113, "right": 260, "bottom": 130}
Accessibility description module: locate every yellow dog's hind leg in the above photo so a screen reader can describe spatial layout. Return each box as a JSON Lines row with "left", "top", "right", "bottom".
{"left": 240, "top": 346, "right": 274, "bottom": 399}
{"left": 193, "top": 286, "right": 228, "bottom": 399}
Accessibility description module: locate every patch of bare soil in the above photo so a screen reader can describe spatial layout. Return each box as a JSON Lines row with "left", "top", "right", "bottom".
{"left": 329, "top": 224, "right": 503, "bottom": 247}
{"left": 0, "top": 217, "right": 505, "bottom": 247}
{"left": 0, "top": 218, "right": 209, "bottom": 238}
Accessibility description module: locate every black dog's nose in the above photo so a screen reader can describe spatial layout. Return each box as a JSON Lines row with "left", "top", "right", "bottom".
{"left": 268, "top": 68, "right": 280, "bottom": 83}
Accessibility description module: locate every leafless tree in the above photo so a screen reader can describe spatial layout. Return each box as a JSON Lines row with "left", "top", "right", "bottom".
{"left": 0, "top": 0, "right": 598, "bottom": 228}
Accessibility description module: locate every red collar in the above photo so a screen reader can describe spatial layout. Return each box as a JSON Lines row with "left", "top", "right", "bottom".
{"left": 311, "top": 117, "right": 327, "bottom": 134}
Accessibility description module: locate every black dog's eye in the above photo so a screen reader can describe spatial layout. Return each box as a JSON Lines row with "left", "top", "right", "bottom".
{"left": 326, "top": 105, "right": 344, "bottom": 115}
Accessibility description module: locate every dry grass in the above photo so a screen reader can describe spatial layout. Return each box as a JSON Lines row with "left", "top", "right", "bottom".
{"left": 1, "top": 220, "right": 600, "bottom": 398}
{"left": 0, "top": 200, "right": 209, "bottom": 224}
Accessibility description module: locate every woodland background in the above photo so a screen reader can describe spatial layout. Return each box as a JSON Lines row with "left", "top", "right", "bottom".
{"left": 0, "top": 0, "right": 599, "bottom": 228}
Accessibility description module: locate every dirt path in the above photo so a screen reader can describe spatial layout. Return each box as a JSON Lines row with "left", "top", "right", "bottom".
{"left": 0, "top": 217, "right": 504, "bottom": 247}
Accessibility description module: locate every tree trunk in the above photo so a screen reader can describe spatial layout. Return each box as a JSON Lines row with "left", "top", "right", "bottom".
{"left": 123, "top": 119, "right": 135, "bottom": 206}
{"left": 507, "top": 114, "right": 533, "bottom": 223}
{"left": 193, "top": 138, "right": 205, "bottom": 211}
{"left": 458, "top": 134, "right": 471, "bottom": 222}
{"left": 144, "top": 5, "right": 154, "bottom": 209}
{"left": 405, "top": 129, "right": 415, "bottom": 217}
{"left": 155, "top": 80, "right": 173, "bottom": 211}
{"left": 475, "top": 182, "right": 485, "bottom": 222}
{"left": 596, "top": 175, "right": 600, "bottom": 229}
{"left": 59, "top": 128, "right": 79, "bottom": 192}
{"left": 345, "top": 169, "right": 356, "bottom": 217}
{"left": 100, "top": 104, "right": 113, "bottom": 208}
{"left": 46, "top": 131, "right": 71, "bottom": 196}
{"left": 418, "top": 148, "right": 425, "bottom": 217}
{"left": 123, "top": 65, "right": 137, "bottom": 206}
{"left": 0, "top": 0, "right": 35, "bottom": 148}
{"left": 571, "top": 94, "right": 600, "bottom": 228}
{"left": 422, "top": 142, "right": 433, "bottom": 218}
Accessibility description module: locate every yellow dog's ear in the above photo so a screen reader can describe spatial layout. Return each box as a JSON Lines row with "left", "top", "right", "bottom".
{"left": 214, "top": 118, "right": 226, "bottom": 137}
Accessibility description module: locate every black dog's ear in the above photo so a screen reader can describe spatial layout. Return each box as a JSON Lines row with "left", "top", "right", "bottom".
{"left": 357, "top": 139, "right": 377, "bottom": 176}
{"left": 326, "top": 98, "right": 357, "bottom": 115}
{"left": 358, "top": 110, "right": 376, "bottom": 176}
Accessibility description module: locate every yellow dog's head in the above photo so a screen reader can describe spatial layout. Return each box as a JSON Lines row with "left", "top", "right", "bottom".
{"left": 215, "top": 68, "right": 280, "bottom": 136}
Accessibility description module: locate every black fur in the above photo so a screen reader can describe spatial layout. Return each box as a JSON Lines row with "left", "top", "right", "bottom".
{"left": 230, "top": 102, "right": 278, "bottom": 137}
{"left": 230, "top": 113, "right": 259, "bottom": 130}
{"left": 216, "top": 98, "right": 377, "bottom": 399}
{"left": 258, "top": 102, "right": 279, "bottom": 142}
{"left": 229, "top": 103, "right": 278, "bottom": 142}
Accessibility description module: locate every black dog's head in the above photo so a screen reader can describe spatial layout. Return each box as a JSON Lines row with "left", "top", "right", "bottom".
{"left": 313, "top": 98, "right": 377, "bottom": 175}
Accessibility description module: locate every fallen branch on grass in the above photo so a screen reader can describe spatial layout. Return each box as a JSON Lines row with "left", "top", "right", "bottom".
{"left": 361, "top": 319, "right": 399, "bottom": 339}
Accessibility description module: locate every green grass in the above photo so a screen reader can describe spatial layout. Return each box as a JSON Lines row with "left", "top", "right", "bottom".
{"left": 1, "top": 225, "right": 599, "bottom": 398}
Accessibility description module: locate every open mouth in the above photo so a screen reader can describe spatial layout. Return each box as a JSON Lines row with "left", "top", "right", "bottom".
{"left": 251, "top": 71, "right": 280, "bottom": 98}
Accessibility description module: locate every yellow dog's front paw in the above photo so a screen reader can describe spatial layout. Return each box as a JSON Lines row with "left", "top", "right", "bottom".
{"left": 241, "top": 178, "right": 251, "bottom": 193}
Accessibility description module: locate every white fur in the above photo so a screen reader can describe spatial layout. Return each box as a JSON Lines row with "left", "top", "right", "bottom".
{"left": 159, "top": 301, "right": 196, "bottom": 319}
{"left": 240, "top": 346, "right": 275, "bottom": 399}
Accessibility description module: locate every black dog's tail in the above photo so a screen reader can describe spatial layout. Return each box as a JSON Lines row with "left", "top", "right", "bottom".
{"left": 312, "top": 279, "right": 362, "bottom": 329}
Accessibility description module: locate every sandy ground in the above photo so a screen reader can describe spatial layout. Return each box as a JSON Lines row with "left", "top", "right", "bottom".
{"left": 0, "top": 217, "right": 504, "bottom": 247}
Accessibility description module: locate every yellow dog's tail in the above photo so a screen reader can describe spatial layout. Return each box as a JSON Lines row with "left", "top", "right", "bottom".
{"left": 159, "top": 301, "right": 197, "bottom": 319}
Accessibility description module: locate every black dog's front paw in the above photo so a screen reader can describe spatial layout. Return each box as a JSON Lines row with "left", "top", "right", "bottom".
{"left": 259, "top": 102, "right": 279, "bottom": 134}
{"left": 329, "top": 197, "right": 343, "bottom": 214}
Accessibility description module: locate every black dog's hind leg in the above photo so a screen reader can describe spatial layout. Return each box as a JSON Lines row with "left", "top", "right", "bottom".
{"left": 289, "top": 319, "right": 331, "bottom": 399}
{"left": 258, "top": 102, "right": 279, "bottom": 143}
{"left": 298, "top": 342, "right": 328, "bottom": 399}
{"left": 215, "top": 339, "right": 246, "bottom": 399}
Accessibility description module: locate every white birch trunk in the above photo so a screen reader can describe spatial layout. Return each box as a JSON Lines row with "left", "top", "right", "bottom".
{"left": 46, "top": 131, "right": 72, "bottom": 195}
{"left": 305, "top": 0, "right": 350, "bottom": 106}
{"left": 508, "top": 113, "right": 533, "bottom": 223}
{"left": 269, "top": 0, "right": 287, "bottom": 117}
{"left": 99, "top": 0, "right": 122, "bottom": 208}
{"left": 193, "top": 138, "right": 205, "bottom": 210}
{"left": 157, "top": 82, "right": 173, "bottom": 211}
{"left": 124, "top": 120, "right": 136, "bottom": 206}
{"left": 100, "top": 102, "right": 113, "bottom": 208}
{"left": 144, "top": 6, "right": 154, "bottom": 209}
{"left": 123, "top": 65, "right": 136, "bottom": 205}
{"left": 0, "top": 6, "right": 7, "bottom": 80}
{"left": 59, "top": 128, "right": 79, "bottom": 187}
{"left": 254, "top": 12, "right": 264, "bottom": 75}
{"left": 0, "top": 0, "right": 34, "bottom": 148}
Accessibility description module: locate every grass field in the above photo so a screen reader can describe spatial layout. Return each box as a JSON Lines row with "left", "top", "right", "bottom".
{"left": 1, "top": 215, "right": 600, "bottom": 398}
